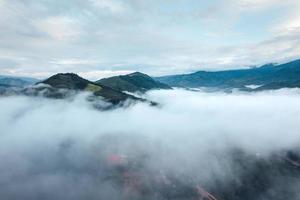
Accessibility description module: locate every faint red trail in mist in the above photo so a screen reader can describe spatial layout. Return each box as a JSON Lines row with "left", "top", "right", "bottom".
{"left": 196, "top": 185, "right": 219, "bottom": 200}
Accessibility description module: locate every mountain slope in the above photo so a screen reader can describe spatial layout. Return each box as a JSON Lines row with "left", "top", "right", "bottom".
{"left": 156, "top": 59, "right": 300, "bottom": 90}
{"left": 28, "top": 73, "right": 141, "bottom": 104}
{"left": 254, "top": 80, "right": 300, "bottom": 91}
{"left": 96, "top": 72, "right": 171, "bottom": 93}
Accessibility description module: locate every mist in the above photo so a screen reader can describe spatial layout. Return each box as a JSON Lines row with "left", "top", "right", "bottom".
{"left": 1, "top": 89, "right": 300, "bottom": 200}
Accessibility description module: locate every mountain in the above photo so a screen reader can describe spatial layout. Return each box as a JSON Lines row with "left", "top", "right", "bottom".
{"left": 254, "top": 79, "right": 300, "bottom": 91}
{"left": 156, "top": 59, "right": 300, "bottom": 90}
{"left": 0, "top": 76, "right": 38, "bottom": 88}
{"left": 96, "top": 72, "right": 171, "bottom": 93}
{"left": 25, "top": 73, "right": 142, "bottom": 105}
{"left": 42, "top": 73, "right": 94, "bottom": 90}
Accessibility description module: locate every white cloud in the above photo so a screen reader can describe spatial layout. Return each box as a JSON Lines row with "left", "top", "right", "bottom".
{"left": 90, "top": 0, "right": 125, "bottom": 13}
{"left": 238, "top": 0, "right": 285, "bottom": 10}
{"left": 50, "top": 59, "right": 101, "bottom": 65}
{"left": 33, "top": 16, "right": 81, "bottom": 41}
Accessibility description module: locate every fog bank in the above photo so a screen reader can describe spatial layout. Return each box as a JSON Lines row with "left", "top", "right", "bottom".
{"left": 1, "top": 89, "right": 300, "bottom": 199}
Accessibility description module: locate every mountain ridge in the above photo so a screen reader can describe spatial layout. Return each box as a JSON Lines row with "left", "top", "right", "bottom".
{"left": 19, "top": 73, "right": 146, "bottom": 106}
{"left": 155, "top": 59, "right": 300, "bottom": 90}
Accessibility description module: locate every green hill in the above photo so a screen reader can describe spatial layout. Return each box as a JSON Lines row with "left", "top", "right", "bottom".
{"left": 96, "top": 72, "right": 171, "bottom": 93}
{"left": 33, "top": 73, "right": 141, "bottom": 104}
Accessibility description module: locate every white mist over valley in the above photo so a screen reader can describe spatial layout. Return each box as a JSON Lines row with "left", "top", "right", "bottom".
{"left": 1, "top": 89, "right": 300, "bottom": 200}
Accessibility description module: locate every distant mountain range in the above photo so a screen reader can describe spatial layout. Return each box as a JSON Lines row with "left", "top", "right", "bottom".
{"left": 155, "top": 59, "right": 300, "bottom": 91}
{"left": 1, "top": 59, "right": 300, "bottom": 103}
{"left": 96, "top": 72, "right": 171, "bottom": 93}
{"left": 0, "top": 75, "right": 38, "bottom": 88}
{"left": 0, "top": 76, "right": 39, "bottom": 96}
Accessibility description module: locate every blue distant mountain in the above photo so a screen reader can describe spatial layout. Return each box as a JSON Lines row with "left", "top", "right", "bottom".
{"left": 155, "top": 59, "right": 300, "bottom": 90}
{"left": 0, "top": 75, "right": 39, "bottom": 88}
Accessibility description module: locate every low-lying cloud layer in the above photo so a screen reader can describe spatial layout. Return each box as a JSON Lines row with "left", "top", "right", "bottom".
{"left": 0, "top": 89, "right": 300, "bottom": 199}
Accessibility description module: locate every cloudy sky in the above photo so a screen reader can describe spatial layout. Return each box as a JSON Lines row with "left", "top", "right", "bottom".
{"left": 0, "top": 0, "right": 300, "bottom": 80}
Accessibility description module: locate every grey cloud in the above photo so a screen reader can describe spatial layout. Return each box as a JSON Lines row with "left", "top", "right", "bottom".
{"left": 0, "top": 0, "right": 300, "bottom": 78}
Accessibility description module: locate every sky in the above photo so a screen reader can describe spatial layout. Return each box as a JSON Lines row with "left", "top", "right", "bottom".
{"left": 0, "top": 0, "right": 300, "bottom": 80}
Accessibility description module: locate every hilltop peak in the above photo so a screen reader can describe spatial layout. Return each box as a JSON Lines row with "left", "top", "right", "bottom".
{"left": 41, "top": 73, "right": 90, "bottom": 90}
{"left": 128, "top": 72, "right": 149, "bottom": 77}
{"left": 54, "top": 72, "right": 80, "bottom": 77}
{"left": 97, "top": 72, "right": 171, "bottom": 93}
